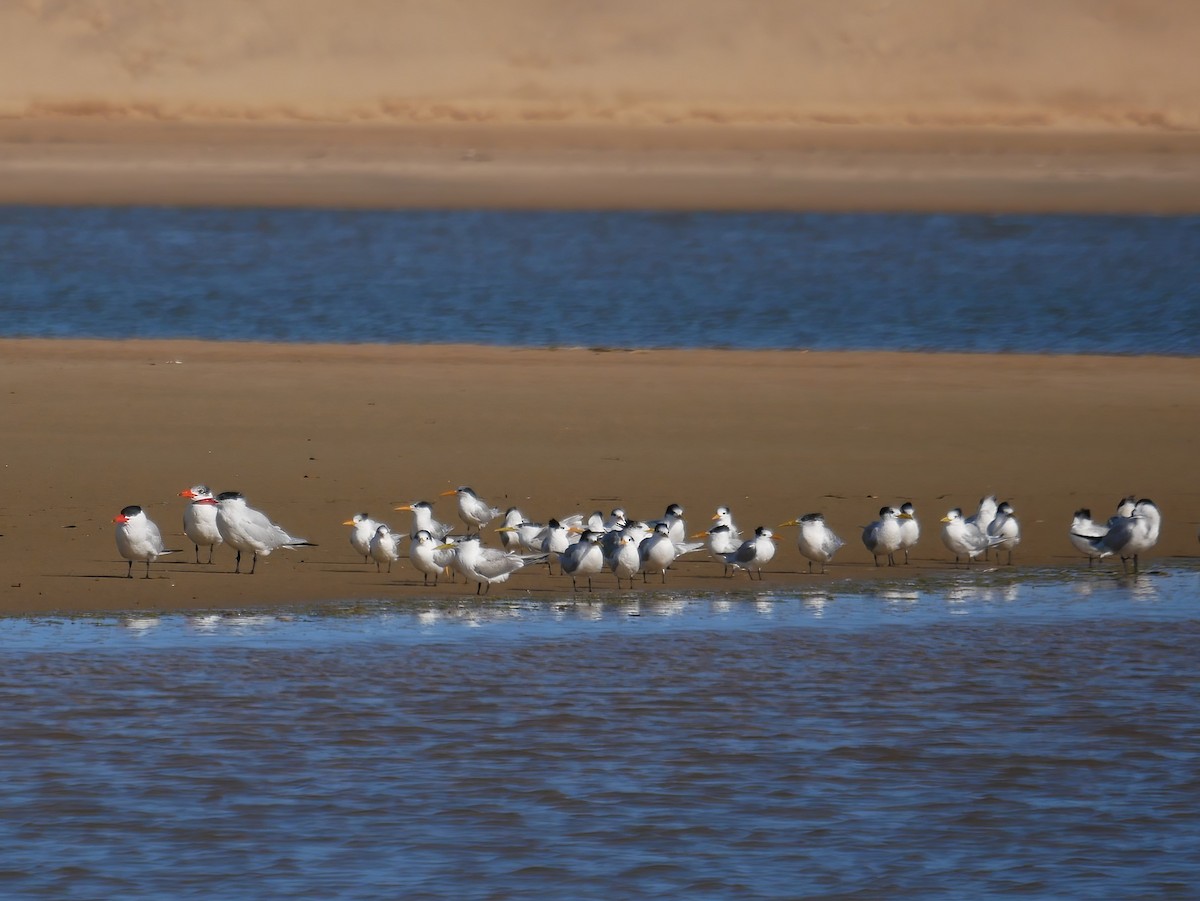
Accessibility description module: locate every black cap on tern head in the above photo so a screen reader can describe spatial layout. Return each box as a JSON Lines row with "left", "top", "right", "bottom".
{"left": 801, "top": 513, "right": 822, "bottom": 522}
{"left": 217, "top": 491, "right": 243, "bottom": 501}
{"left": 120, "top": 505, "right": 142, "bottom": 517}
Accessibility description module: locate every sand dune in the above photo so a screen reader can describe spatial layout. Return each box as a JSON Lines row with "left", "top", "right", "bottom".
{"left": 2, "top": 1, "right": 1198, "bottom": 130}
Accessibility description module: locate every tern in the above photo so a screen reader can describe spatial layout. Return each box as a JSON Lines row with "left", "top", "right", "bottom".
{"left": 343, "top": 512, "right": 380, "bottom": 562}
{"left": 498, "top": 507, "right": 532, "bottom": 551}
{"left": 779, "top": 513, "right": 844, "bottom": 574}
{"left": 113, "top": 505, "right": 178, "bottom": 578}
{"left": 965, "top": 496, "right": 999, "bottom": 560}
{"left": 862, "top": 506, "right": 903, "bottom": 567}
{"left": 725, "top": 526, "right": 779, "bottom": 580}
{"left": 207, "top": 491, "right": 315, "bottom": 574}
{"left": 442, "top": 486, "right": 503, "bottom": 533}
{"left": 179, "top": 485, "right": 222, "bottom": 564}
{"left": 897, "top": 501, "right": 920, "bottom": 564}
{"left": 638, "top": 522, "right": 679, "bottom": 583}
{"left": 695, "top": 522, "right": 740, "bottom": 576}
{"left": 603, "top": 508, "right": 628, "bottom": 532}
{"left": 1068, "top": 508, "right": 1108, "bottom": 567}
{"left": 559, "top": 529, "right": 605, "bottom": 591}
{"left": 1077, "top": 497, "right": 1161, "bottom": 573}
{"left": 711, "top": 505, "right": 741, "bottom": 538}
{"left": 609, "top": 533, "right": 642, "bottom": 589}
{"left": 410, "top": 529, "right": 452, "bottom": 586}
{"left": 436, "top": 535, "right": 545, "bottom": 595}
{"left": 369, "top": 524, "right": 401, "bottom": 573}
{"left": 649, "top": 503, "right": 687, "bottom": 545}
{"left": 987, "top": 501, "right": 1021, "bottom": 565}
{"left": 940, "top": 508, "right": 1004, "bottom": 564}
{"left": 394, "top": 501, "right": 454, "bottom": 541}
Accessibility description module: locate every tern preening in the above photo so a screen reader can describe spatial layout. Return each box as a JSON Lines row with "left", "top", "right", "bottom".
{"left": 179, "top": 485, "right": 222, "bottom": 564}
{"left": 114, "top": 505, "right": 178, "bottom": 578}
{"left": 206, "top": 491, "right": 315, "bottom": 574}
{"left": 1068, "top": 508, "right": 1108, "bottom": 567}
{"left": 987, "top": 501, "right": 1021, "bottom": 565}
{"left": 1074, "top": 497, "right": 1161, "bottom": 574}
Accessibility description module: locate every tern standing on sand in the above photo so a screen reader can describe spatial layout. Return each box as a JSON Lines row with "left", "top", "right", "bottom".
{"left": 443, "top": 486, "right": 503, "bottom": 533}
{"left": 726, "top": 526, "right": 778, "bottom": 580}
{"left": 180, "top": 485, "right": 223, "bottom": 564}
{"left": 369, "top": 524, "right": 401, "bottom": 573}
{"left": 344, "top": 512, "right": 380, "bottom": 562}
{"left": 862, "top": 507, "right": 903, "bottom": 567}
{"left": 940, "top": 508, "right": 1003, "bottom": 564}
{"left": 897, "top": 501, "right": 920, "bottom": 564}
{"left": 207, "top": 491, "right": 315, "bottom": 574}
{"left": 987, "top": 501, "right": 1021, "bottom": 565}
{"left": 114, "top": 505, "right": 177, "bottom": 579}
{"left": 780, "top": 513, "right": 844, "bottom": 574}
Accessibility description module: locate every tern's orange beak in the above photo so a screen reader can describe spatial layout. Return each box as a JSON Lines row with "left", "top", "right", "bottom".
{"left": 439, "top": 489, "right": 458, "bottom": 497}
{"left": 112, "top": 514, "right": 128, "bottom": 523}
{"left": 179, "top": 489, "right": 196, "bottom": 499}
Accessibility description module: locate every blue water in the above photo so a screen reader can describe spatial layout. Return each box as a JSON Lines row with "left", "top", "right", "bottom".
{"left": 1, "top": 206, "right": 1197, "bottom": 354}
{"left": 1, "top": 570, "right": 1198, "bottom": 898}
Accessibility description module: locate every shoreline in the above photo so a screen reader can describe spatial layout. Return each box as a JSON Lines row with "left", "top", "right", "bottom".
{"left": 2, "top": 338, "right": 1197, "bottom": 615}
{"left": 2, "top": 120, "right": 1200, "bottom": 214}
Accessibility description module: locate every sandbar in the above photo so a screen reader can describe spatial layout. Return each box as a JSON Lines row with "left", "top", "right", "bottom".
{"left": 1, "top": 338, "right": 1196, "bottom": 615}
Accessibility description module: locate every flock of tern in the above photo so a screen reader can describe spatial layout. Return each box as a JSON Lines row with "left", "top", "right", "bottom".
{"left": 113, "top": 485, "right": 1169, "bottom": 589}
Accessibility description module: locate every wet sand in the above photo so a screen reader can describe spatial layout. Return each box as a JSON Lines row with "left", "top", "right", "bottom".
{"left": 2, "top": 119, "right": 1200, "bottom": 214}
{"left": 2, "top": 338, "right": 1196, "bottom": 615}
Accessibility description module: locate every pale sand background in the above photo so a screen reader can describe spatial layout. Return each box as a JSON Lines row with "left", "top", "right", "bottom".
{"left": 2, "top": 339, "right": 1196, "bottom": 614}
{"left": 1, "top": 1, "right": 1199, "bottom": 211}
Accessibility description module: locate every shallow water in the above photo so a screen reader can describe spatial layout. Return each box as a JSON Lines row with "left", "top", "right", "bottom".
{"left": 2, "top": 568, "right": 1197, "bottom": 898}
{"left": 2, "top": 207, "right": 1197, "bottom": 354}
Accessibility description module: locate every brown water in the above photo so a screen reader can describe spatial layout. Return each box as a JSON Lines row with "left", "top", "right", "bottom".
{"left": 1, "top": 570, "right": 1197, "bottom": 898}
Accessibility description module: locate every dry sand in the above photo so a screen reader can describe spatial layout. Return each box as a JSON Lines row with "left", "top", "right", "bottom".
{"left": 1, "top": 1, "right": 1199, "bottom": 212}
{"left": 2, "top": 339, "right": 1196, "bottom": 615}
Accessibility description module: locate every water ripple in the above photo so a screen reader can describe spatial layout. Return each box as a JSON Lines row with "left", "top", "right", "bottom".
{"left": 0, "top": 573, "right": 1197, "bottom": 897}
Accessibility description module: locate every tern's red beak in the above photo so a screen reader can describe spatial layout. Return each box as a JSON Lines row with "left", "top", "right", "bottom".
{"left": 112, "top": 514, "right": 128, "bottom": 523}
{"left": 180, "top": 489, "right": 197, "bottom": 499}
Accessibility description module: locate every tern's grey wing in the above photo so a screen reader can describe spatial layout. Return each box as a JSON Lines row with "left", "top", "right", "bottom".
{"left": 825, "top": 531, "right": 846, "bottom": 555}
{"left": 862, "top": 523, "right": 880, "bottom": 552}
{"left": 734, "top": 541, "right": 757, "bottom": 564}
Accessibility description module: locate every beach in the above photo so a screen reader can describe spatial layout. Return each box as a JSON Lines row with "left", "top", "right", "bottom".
{"left": 1, "top": 2, "right": 1198, "bottom": 614}
{"left": 2, "top": 338, "right": 1196, "bottom": 614}
{"left": 1, "top": 1, "right": 1199, "bottom": 214}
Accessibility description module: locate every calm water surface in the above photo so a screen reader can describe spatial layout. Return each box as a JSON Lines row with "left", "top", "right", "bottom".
{"left": 1, "top": 207, "right": 1197, "bottom": 354}
{"left": 2, "top": 569, "right": 1197, "bottom": 898}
